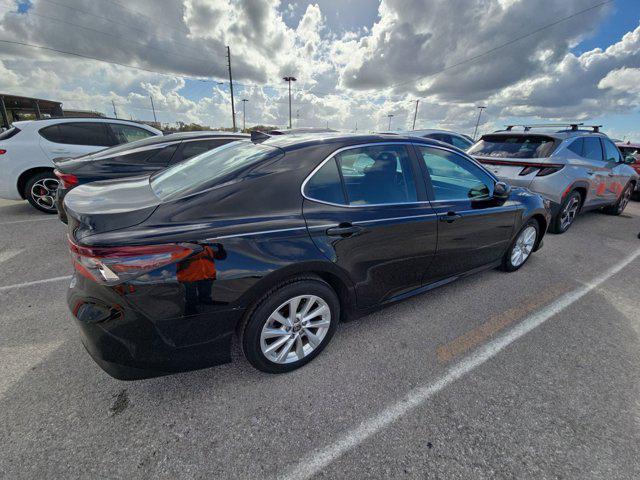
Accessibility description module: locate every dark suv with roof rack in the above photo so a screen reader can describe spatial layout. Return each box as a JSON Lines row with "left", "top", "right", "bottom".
{"left": 468, "top": 123, "right": 638, "bottom": 233}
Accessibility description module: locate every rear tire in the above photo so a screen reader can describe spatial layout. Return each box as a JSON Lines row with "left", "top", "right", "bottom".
{"left": 550, "top": 190, "right": 581, "bottom": 234}
{"left": 603, "top": 183, "right": 633, "bottom": 215}
{"left": 500, "top": 220, "right": 539, "bottom": 272}
{"left": 24, "top": 171, "right": 59, "bottom": 214}
{"left": 241, "top": 277, "right": 340, "bottom": 373}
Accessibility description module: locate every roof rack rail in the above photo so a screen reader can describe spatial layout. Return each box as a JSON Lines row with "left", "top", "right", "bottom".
{"left": 505, "top": 123, "right": 584, "bottom": 132}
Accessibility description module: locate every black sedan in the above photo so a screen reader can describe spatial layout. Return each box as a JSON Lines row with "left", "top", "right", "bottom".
{"left": 63, "top": 133, "right": 550, "bottom": 379}
{"left": 53, "top": 131, "right": 248, "bottom": 222}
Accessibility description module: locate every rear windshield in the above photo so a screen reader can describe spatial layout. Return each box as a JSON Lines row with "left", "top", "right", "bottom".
{"left": 150, "top": 140, "right": 282, "bottom": 200}
{"left": 0, "top": 126, "right": 20, "bottom": 141}
{"left": 468, "top": 135, "right": 557, "bottom": 158}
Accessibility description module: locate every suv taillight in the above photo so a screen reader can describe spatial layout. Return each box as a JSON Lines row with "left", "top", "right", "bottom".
{"left": 0, "top": 149, "right": 6, "bottom": 155}
{"left": 68, "top": 238, "right": 199, "bottom": 285}
{"left": 54, "top": 169, "right": 79, "bottom": 188}
{"left": 519, "top": 165, "right": 564, "bottom": 177}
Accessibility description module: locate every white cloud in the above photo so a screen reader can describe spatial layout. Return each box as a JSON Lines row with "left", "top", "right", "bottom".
{"left": 0, "top": 0, "right": 638, "bottom": 136}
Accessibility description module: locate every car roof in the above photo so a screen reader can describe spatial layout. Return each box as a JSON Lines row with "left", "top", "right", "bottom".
{"left": 482, "top": 130, "right": 609, "bottom": 141}
{"left": 258, "top": 132, "right": 455, "bottom": 151}
{"left": 385, "top": 128, "right": 471, "bottom": 138}
{"left": 11, "top": 117, "right": 162, "bottom": 134}
{"left": 162, "top": 131, "right": 249, "bottom": 140}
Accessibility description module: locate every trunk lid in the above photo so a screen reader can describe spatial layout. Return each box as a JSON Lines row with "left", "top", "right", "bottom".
{"left": 64, "top": 175, "right": 160, "bottom": 241}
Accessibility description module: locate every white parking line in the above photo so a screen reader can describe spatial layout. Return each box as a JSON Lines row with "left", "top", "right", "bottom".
{"left": 0, "top": 248, "right": 23, "bottom": 264}
{"left": 0, "top": 275, "right": 71, "bottom": 292}
{"left": 0, "top": 217, "right": 59, "bottom": 226}
{"left": 278, "top": 248, "right": 640, "bottom": 480}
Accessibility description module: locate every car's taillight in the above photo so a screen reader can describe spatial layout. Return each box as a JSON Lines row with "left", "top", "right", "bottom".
{"left": 519, "top": 165, "right": 563, "bottom": 177}
{"left": 68, "top": 238, "right": 199, "bottom": 285}
{"left": 54, "top": 169, "right": 79, "bottom": 188}
{"left": 0, "top": 149, "right": 6, "bottom": 154}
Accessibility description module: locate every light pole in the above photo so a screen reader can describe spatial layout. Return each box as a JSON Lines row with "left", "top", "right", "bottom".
{"left": 387, "top": 114, "right": 394, "bottom": 131}
{"left": 411, "top": 100, "right": 419, "bottom": 130}
{"left": 241, "top": 99, "right": 248, "bottom": 131}
{"left": 473, "top": 106, "right": 486, "bottom": 140}
{"left": 283, "top": 76, "right": 297, "bottom": 129}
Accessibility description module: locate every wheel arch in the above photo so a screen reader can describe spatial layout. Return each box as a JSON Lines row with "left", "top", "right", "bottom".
{"left": 17, "top": 167, "right": 55, "bottom": 199}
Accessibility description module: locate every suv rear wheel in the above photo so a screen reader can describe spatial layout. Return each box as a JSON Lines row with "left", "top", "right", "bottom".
{"left": 24, "top": 171, "right": 59, "bottom": 214}
{"left": 603, "top": 183, "right": 633, "bottom": 216}
{"left": 550, "top": 190, "right": 581, "bottom": 234}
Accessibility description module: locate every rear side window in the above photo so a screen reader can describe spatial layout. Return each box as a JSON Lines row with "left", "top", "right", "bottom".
{"left": 40, "top": 122, "right": 112, "bottom": 146}
{"left": 582, "top": 137, "right": 603, "bottom": 161}
{"left": 567, "top": 138, "right": 584, "bottom": 156}
{"left": 304, "top": 158, "right": 346, "bottom": 205}
{"left": 180, "top": 139, "right": 235, "bottom": 160}
{"left": 151, "top": 141, "right": 281, "bottom": 200}
{"left": 468, "top": 135, "right": 556, "bottom": 158}
{"left": 450, "top": 135, "right": 473, "bottom": 150}
{"left": 0, "top": 126, "right": 20, "bottom": 140}
{"left": 109, "top": 123, "right": 155, "bottom": 144}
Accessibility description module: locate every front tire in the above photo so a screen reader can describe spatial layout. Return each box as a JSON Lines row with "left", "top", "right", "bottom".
{"left": 241, "top": 277, "right": 340, "bottom": 373}
{"left": 550, "top": 190, "right": 581, "bottom": 234}
{"left": 501, "top": 220, "right": 539, "bottom": 272}
{"left": 24, "top": 171, "right": 59, "bottom": 214}
{"left": 603, "top": 183, "right": 633, "bottom": 215}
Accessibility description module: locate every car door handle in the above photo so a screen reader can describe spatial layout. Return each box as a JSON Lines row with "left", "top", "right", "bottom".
{"left": 326, "top": 224, "right": 364, "bottom": 237}
{"left": 439, "top": 212, "right": 462, "bottom": 223}
{"left": 586, "top": 170, "right": 595, "bottom": 175}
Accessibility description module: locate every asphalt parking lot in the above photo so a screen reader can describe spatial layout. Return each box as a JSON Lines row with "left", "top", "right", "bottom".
{"left": 1, "top": 198, "right": 639, "bottom": 480}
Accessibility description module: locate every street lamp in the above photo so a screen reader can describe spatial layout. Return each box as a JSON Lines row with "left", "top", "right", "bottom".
{"left": 283, "top": 76, "right": 297, "bottom": 129}
{"left": 473, "top": 106, "right": 486, "bottom": 140}
{"left": 241, "top": 99, "right": 248, "bottom": 131}
{"left": 387, "top": 114, "right": 394, "bottom": 131}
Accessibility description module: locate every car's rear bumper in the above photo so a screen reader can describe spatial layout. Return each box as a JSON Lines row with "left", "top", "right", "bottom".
{"left": 68, "top": 274, "right": 244, "bottom": 380}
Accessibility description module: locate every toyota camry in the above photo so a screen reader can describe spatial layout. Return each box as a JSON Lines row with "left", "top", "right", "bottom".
{"left": 64, "top": 133, "right": 550, "bottom": 379}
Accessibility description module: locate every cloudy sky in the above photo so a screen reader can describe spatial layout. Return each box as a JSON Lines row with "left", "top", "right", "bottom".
{"left": 1, "top": 0, "right": 639, "bottom": 139}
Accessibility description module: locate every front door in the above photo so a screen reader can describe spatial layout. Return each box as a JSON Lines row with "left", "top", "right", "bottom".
{"left": 302, "top": 143, "right": 438, "bottom": 307}
{"left": 413, "top": 144, "right": 516, "bottom": 283}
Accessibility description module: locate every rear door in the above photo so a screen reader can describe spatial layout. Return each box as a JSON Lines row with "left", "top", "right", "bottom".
{"left": 302, "top": 142, "right": 438, "bottom": 307}
{"left": 39, "top": 122, "right": 112, "bottom": 160}
{"left": 414, "top": 144, "right": 515, "bottom": 282}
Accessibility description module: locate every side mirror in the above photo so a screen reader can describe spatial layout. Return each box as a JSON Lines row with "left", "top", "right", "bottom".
{"left": 493, "top": 181, "right": 511, "bottom": 200}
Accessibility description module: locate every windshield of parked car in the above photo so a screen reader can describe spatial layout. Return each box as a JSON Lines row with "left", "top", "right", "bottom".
{"left": 468, "top": 135, "right": 556, "bottom": 158}
{"left": 150, "top": 140, "right": 282, "bottom": 200}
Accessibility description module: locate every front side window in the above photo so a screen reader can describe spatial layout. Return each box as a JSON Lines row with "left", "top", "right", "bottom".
{"left": 468, "top": 135, "right": 556, "bottom": 159}
{"left": 602, "top": 138, "right": 623, "bottom": 163}
{"left": 151, "top": 140, "right": 281, "bottom": 200}
{"left": 417, "top": 146, "right": 492, "bottom": 201}
{"left": 40, "top": 122, "right": 112, "bottom": 146}
{"left": 109, "top": 123, "right": 155, "bottom": 144}
{"left": 336, "top": 145, "right": 417, "bottom": 205}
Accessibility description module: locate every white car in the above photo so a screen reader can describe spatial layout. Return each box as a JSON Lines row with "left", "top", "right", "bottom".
{"left": 0, "top": 118, "right": 162, "bottom": 213}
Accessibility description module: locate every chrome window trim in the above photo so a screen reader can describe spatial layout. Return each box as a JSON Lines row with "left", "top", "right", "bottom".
{"left": 180, "top": 137, "right": 246, "bottom": 143}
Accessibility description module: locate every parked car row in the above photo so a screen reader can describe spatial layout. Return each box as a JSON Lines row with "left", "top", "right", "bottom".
{"left": 1, "top": 116, "right": 637, "bottom": 380}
